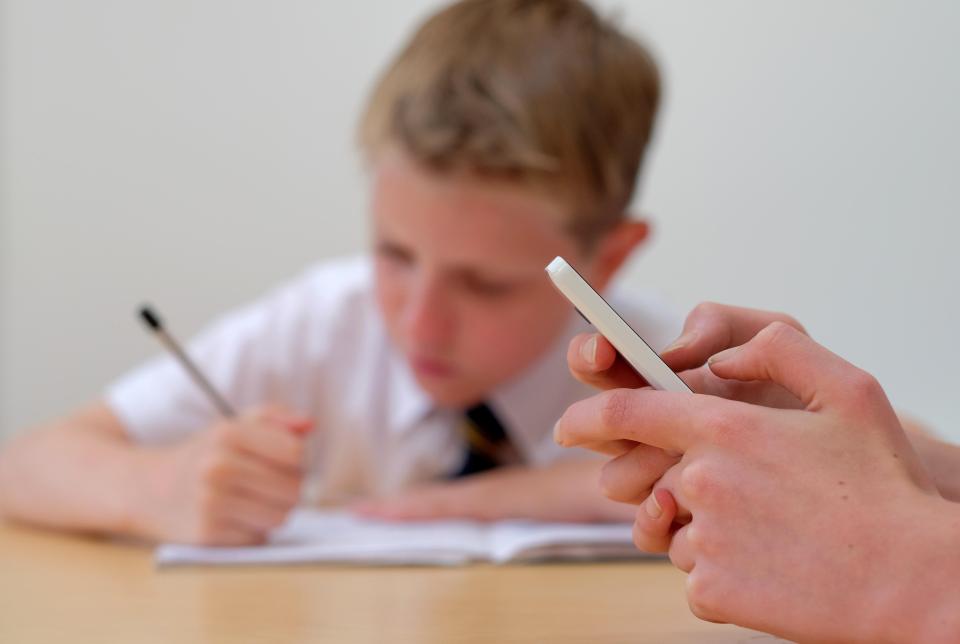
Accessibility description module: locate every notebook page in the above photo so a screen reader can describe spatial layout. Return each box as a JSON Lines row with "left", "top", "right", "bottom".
{"left": 156, "top": 509, "right": 490, "bottom": 566}
{"left": 488, "top": 521, "right": 645, "bottom": 564}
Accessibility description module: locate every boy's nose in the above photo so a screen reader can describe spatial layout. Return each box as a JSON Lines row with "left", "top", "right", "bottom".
{"left": 402, "top": 275, "right": 456, "bottom": 350}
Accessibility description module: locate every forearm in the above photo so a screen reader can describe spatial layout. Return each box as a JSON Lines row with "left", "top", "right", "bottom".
{"left": 0, "top": 418, "right": 149, "bottom": 536}
{"left": 922, "top": 440, "right": 960, "bottom": 502}
{"left": 882, "top": 496, "right": 960, "bottom": 643}
{"left": 904, "top": 426, "right": 960, "bottom": 502}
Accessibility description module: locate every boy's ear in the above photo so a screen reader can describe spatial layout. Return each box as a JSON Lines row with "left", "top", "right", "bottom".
{"left": 590, "top": 218, "right": 651, "bottom": 292}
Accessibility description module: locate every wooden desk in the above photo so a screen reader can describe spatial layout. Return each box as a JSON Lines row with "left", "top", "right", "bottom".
{"left": 0, "top": 522, "right": 777, "bottom": 643}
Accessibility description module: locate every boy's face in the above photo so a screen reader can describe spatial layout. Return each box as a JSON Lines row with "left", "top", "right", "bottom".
{"left": 371, "top": 152, "right": 597, "bottom": 408}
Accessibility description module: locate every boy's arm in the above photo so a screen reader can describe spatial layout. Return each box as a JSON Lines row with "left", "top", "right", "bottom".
{"left": 353, "top": 459, "right": 637, "bottom": 523}
{"left": 0, "top": 401, "right": 311, "bottom": 544}
{"left": 0, "top": 402, "right": 154, "bottom": 535}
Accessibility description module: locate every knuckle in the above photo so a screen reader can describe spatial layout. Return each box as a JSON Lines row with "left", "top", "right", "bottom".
{"left": 682, "top": 522, "right": 721, "bottom": 559}
{"left": 686, "top": 301, "right": 727, "bottom": 334}
{"left": 700, "top": 408, "right": 743, "bottom": 448}
{"left": 685, "top": 571, "right": 725, "bottom": 623}
{"left": 667, "top": 544, "right": 687, "bottom": 571}
{"left": 599, "top": 389, "right": 633, "bottom": 434}
{"left": 678, "top": 461, "right": 717, "bottom": 503}
{"left": 776, "top": 312, "right": 807, "bottom": 335}
{"left": 846, "top": 369, "right": 884, "bottom": 405}
{"left": 757, "top": 320, "right": 799, "bottom": 349}
{"left": 683, "top": 524, "right": 703, "bottom": 551}
{"left": 684, "top": 521, "right": 722, "bottom": 558}
{"left": 199, "top": 453, "right": 230, "bottom": 486}
{"left": 690, "top": 301, "right": 722, "bottom": 321}
{"left": 210, "top": 424, "right": 237, "bottom": 449}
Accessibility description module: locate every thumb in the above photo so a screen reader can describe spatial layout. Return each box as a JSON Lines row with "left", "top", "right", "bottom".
{"left": 281, "top": 417, "right": 314, "bottom": 436}
{"left": 661, "top": 302, "right": 807, "bottom": 372}
{"left": 258, "top": 406, "right": 315, "bottom": 436}
{"left": 706, "top": 321, "right": 871, "bottom": 413}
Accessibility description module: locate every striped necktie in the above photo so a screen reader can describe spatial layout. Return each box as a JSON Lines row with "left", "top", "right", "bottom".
{"left": 453, "top": 402, "right": 521, "bottom": 477}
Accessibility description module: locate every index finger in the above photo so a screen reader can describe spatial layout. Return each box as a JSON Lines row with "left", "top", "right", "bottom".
{"left": 661, "top": 303, "right": 807, "bottom": 372}
{"left": 555, "top": 388, "right": 757, "bottom": 454}
{"left": 231, "top": 418, "right": 307, "bottom": 471}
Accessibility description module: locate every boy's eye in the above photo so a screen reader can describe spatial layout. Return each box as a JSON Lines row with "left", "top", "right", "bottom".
{"left": 462, "top": 275, "right": 517, "bottom": 297}
{"left": 376, "top": 242, "right": 414, "bottom": 265}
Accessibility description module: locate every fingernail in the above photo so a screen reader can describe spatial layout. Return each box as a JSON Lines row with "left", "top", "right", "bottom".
{"left": 708, "top": 346, "right": 740, "bottom": 365}
{"left": 580, "top": 334, "right": 598, "bottom": 366}
{"left": 553, "top": 420, "right": 565, "bottom": 446}
{"left": 645, "top": 493, "right": 662, "bottom": 519}
{"left": 663, "top": 332, "right": 696, "bottom": 354}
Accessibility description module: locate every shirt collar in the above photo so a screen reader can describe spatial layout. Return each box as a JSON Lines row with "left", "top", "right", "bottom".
{"left": 385, "top": 342, "right": 437, "bottom": 435}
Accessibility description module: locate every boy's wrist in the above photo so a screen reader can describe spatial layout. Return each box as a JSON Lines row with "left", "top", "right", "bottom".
{"left": 116, "top": 446, "right": 166, "bottom": 540}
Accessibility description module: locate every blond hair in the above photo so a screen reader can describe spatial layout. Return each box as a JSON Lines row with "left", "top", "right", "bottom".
{"left": 359, "top": 0, "right": 660, "bottom": 243}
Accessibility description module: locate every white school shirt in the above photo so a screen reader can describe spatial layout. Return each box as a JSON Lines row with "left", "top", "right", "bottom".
{"left": 106, "top": 256, "right": 681, "bottom": 505}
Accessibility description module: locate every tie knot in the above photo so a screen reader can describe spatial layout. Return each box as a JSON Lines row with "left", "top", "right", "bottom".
{"left": 454, "top": 402, "right": 521, "bottom": 477}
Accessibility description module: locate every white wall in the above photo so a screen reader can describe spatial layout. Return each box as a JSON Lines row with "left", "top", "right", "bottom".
{"left": 1, "top": 1, "right": 958, "bottom": 440}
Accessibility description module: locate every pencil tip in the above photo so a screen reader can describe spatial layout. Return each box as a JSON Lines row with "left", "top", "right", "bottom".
{"left": 138, "top": 305, "right": 163, "bottom": 332}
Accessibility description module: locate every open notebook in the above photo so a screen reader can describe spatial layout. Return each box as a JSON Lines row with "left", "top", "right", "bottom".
{"left": 156, "top": 509, "right": 648, "bottom": 566}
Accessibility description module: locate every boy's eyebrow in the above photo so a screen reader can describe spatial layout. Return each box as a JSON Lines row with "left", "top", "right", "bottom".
{"left": 375, "top": 237, "right": 544, "bottom": 279}
{"left": 451, "top": 263, "right": 542, "bottom": 282}
{"left": 374, "top": 239, "right": 415, "bottom": 258}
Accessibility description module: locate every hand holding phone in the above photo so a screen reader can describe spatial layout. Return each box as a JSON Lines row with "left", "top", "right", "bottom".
{"left": 546, "top": 257, "right": 691, "bottom": 393}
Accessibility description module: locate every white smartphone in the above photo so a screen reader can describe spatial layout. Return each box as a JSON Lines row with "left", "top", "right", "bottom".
{"left": 546, "top": 256, "right": 691, "bottom": 393}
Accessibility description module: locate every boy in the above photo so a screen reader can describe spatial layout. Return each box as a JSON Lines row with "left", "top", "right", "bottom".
{"left": 0, "top": 0, "right": 675, "bottom": 545}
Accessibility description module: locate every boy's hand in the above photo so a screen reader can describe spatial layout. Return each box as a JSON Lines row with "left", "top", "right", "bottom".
{"left": 134, "top": 405, "right": 312, "bottom": 545}
{"left": 351, "top": 460, "right": 635, "bottom": 523}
